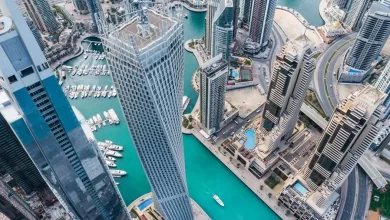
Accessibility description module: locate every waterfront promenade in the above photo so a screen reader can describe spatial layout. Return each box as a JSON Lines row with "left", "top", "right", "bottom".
{"left": 185, "top": 39, "right": 293, "bottom": 219}
{"left": 169, "top": 1, "right": 207, "bottom": 12}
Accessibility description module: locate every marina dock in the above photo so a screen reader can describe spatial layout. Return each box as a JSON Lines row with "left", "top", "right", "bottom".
{"left": 63, "top": 84, "right": 117, "bottom": 99}
{"left": 88, "top": 108, "right": 120, "bottom": 131}
{"left": 97, "top": 140, "right": 127, "bottom": 178}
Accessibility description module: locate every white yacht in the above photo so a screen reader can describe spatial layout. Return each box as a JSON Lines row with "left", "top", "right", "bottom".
{"left": 213, "top": 195, "right": 224, "bottom": 207}
{"left": 105, "top": 160, "right": 117, "bottom": 168}
{"left": 110, "top": 170, "right": 126, "bottom": 176}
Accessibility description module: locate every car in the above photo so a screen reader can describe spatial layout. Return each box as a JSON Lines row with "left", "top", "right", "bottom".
{"left": 247, "top": 119, "right": 251, "bottom": 123}
{"left": 256, "top": 110, "right": 261, "bottom": 113}
{"left": 231, "top": 132, "right": 235, "bottom": 136}
{"left": 234, "top": 120, "right": 239, "bottom": 124}
{"left": 238, "top": 30, "right": 243, "bottom": 34}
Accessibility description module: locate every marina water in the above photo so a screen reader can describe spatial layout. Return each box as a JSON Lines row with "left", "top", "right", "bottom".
{"left": 62, "top": 1, "right": 323, "bottom": 219}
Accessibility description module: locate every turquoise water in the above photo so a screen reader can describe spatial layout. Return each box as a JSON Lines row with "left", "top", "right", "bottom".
{"left": 62, "top": 2, "right": 322, "bottom": 219}
{"left": 244, "top": 129, "right": 256, "bottom": 150}
{"left": 138, "top": 198, "right": 153, "bottom": 211}
{"left": 230, "top": 69, "right": 239, "bottom": 79}
{"left": 293, "top": 181, "right": 309, "bottom": 195}
{"left": 278, "top": 0, "right": 324, "bottom": 26}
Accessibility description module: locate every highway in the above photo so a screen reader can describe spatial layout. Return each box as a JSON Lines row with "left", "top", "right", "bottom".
{"left": 337, "top": 167, "right": 356, "bottom": 220}
{"left": 313, "top": 33, "right": 357, "bottom": 117}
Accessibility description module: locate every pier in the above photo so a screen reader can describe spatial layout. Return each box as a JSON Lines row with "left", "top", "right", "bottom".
{"left": 87, "top": 108, "right": 120, "bottom": 132}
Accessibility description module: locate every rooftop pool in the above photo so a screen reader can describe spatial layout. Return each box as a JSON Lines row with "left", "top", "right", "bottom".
{"left": 138, "top": 198, "right": 153, "bottom": 211}
{"left": 244, "top": 129, "right": 256, "bottom": 150}
{"left": 293, "top": 181, "right": 308, "bottom": 195}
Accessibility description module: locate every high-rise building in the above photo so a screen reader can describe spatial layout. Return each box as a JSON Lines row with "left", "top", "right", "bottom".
{"left": 200, "top": 54, "right": 228, "bottom": 134}
{"left": 332, "top": 0, "right": 351, "bottom": 9}
{"left": 259, "top": 36, "right": 315, "bottom": 154}
{"left": 25, "top": 17, "right": 44, "bottom": 51}
{"left": 211, "top": 0, "right": 234, "bottom": 60}
{"left": 249, "top": 0, "right": 277, "bottom": 47}
{"left": 383, "top": 0, "right": 390, "bottom": 7}
{"left": 232, "top": 0, "right": 239, "bottom": 39}
{"left": 302, "top": 85, "right": 385, "bottom": 206}
{"left": 72, "top": 0, "right": 89, "bottom": 14}
{"left": 242, "top": 0, "right": 252, "bottom": 25}
{"left": 343, "top": 0, "right": 370, "bottom": 30}
{"left": 0, "top": 178, "right": 37, "bottom": 220}
{"left": 340, "top": 2, "right": 390, "bottom": 82}
{"left": 206, "top": 0, "right": 221, "bottom": 53}
{"left": 279, "top": 86, "right": 386, "bottom": 219}
{"left": 85, "top": 0, "right": 100, "bottom": 32}
{"left": 100, "top": 5, "right": 194, "bottom": 220}
{"left": 22, "top": 0, "right": 58, "bottom": 34}
{"left": 0, "top": 93, "right": 46, "bottom": 195}
{"left": 0, "top": 1, "right": 129, "bottom": 219}
{"left": 375, "top": 61, "right": 390, "bottom": 118}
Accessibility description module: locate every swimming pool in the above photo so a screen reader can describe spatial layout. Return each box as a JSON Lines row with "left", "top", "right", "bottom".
{"left": 244, "top": 129, "right": 256, "bottom": 150}
{"left": 293, "top": 181, "right": 308, "bottom": 195}
{"left": 138, "top": 198, "right": 153, "bottom": 211}
{"left": 230, "top": 69, "right": 239, "bottom": 79}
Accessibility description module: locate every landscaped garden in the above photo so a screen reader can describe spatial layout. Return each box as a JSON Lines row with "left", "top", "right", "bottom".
{"left": 370, "top": 183, "right": 390, "bottom": 218}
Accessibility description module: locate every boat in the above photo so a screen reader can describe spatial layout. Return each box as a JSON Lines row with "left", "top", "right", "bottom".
{"left": 182, "top": 96, "right": 190, "bottom": 113}
{"left": 105, "top": 150, "right": 122, "bottom": 157}
{"left": 110, "top": 170, "right": 126, "bottom": 176}
{"left": 106, "top": 160, "right": 117, "bottom": 168}
{"left": 97, "top": 114, "right": 103, "bottom": 123}
{"left": 115, "top": 182, "right": 120, "bottom": 185}
{"left": 183, "top": 14, "right": 188, "bottom": 18}
{"left": 92, "top": 116, "right": 98, "bottom": 124}
{"left": 103, "top": 111, "right": 109, "bottom": 119}
{"left": 112, "top": 175, "right": 121, "bottom": 178}
{"left": 107, "top": 144, "right": 123, "bottom": 151}
{"left": 105, "top": 156, "right": 116, "bottom": 161}
{"left": 213, "top": 195, "right": 224, "bottom": 207}
{"left": 84, "top": 54, "right": 88, "bottom": 59}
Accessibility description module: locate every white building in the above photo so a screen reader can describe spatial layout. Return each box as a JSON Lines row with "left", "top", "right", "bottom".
{"left": 322, "top": 21, "right": 345, "bottom": 38}
{"left": 211, "top": 0, "right": 234, "bottom": 60}
{"left": 279, "top": 86, "right": 387, "bottom": 219}
{"left": 100, "top": 4, "right": 194, "bottom": 220}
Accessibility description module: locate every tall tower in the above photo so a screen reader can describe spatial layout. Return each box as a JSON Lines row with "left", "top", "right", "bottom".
{"left": 332, "top": 0, "right": 350, "bottom": 9}
{"left": 343, "top": 0, "right": 370, "bottom": 31}
{"left": 341, "top": 2, "right": 390, "bottom": 82}
{"left": 206, "top": 0, "right": 221, "bottom": 53}
{"left": 0, "top": 178, "right": 37, "bottom": 220}
{"left": 375, "top": 61, "right": 390, "bottom": 118}
{"left": 72, "top": 0, "right": 89, "bottom": 15}
{"left": 100, "top": 4, "right": 194, "bottom": 220}
{"left": 25, "top": 17, "right": 44, "bottom": 51}
{"left": 302, "top": 86, "right": 386, "bottom": 207}
{"left": 0, "top": 95, "right": 46, "bottom": 195}
{"left": 22, "top": 0, "right": 58, "bottom": 34}
{"left": 259, "top": 36, "right": 315, "bottom": 153}
{"left": 346, "top": 2, "right": 390, "bottom": 70}
{"left": 242, "top": 0, "right": 252, "bottom": 25}
{"left": 249, "top": 0, "right": 277, "bottom": 47}
{"left": 85, "top": 0, "right": 101, "bottom": 32}
{"left": 0, "top": 1, "right": 130, "bottom": 219}
{"left": 200, "top": 54, "right": 228, "bottom": 134}
{"left": 211, "top": 0, "right": 234, "bottom": 60}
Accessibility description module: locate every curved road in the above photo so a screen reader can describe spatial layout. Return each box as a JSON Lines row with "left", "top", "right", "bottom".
{"left": 313, "top": 33, "right": 357, "bottom": 116}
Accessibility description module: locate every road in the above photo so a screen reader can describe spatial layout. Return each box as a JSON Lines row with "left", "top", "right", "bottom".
{"left": 313, "top": 33, "right": 357, "bottom": 116}
{"left": 355, "top": 167, "right": 369, "bottom": 220}
{"left": 337, "top": 167, "right": 356, "bottom": 220}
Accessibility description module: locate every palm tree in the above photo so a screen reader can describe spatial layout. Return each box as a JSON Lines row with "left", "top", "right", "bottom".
{"left": 285, "top": 210, "right": 290, "bottom": 216}
{"left": 260, "top": 185, "right": 263, "bottom": 190}
{"left": 223, "top": 151, "right": 227, "bottom": 156}
{"left": 236, "top": 163, "right": 240, "bottom": 168}
{"left": 277, "top": 201, "right": 281, "bottom": 206}
{"left": 229, "top": 157, "right": 233, "bottom": 161}
{"left": 218, "top": 146, "right": 221, "bottom": 151}
{"left": 268, "top": 193, "right": 272, "bottom": 198}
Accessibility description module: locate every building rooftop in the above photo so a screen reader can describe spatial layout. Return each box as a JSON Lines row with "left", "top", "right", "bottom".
{"left": 369, "top": 2, "right": 390, "bottom": 18}
{"left": 116, "top": 9, "right": 175, "bottom": 49}
{"left": 0, "top": 16, "right": 13, "bottom": 35}
{"left": 342, "top": 85, "right": 386, "bottom": 115}
{"left": 201, "top": 54, "right": 228, "bottom": 76}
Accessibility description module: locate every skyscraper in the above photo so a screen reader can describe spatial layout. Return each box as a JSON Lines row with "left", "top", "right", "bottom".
{"left": 343, "top": 0, "right": 370, "bottom": 30}
{"left": 259, "top": 36, "right": 315, "bottom": 154}
{"left": 0, "top": 93, "right": 46, "bottom": 195}
{"left": 242, "top": 0, "right": 252, "bottom": 25}
{"left": 211, "top": 0, "right": 234, "bottom": 60}
{"left": 340, "top": 2, "right": 390, "bottom": 82}
{"left": 85, "top": 0, "right": 101, "bottom": 32}
{"left": 72, "top": 0, "right": 89, "bottom": 15}
{"left": 101, "top": 4, "right": 194, "bottom": 220}
{"left": 22, "top": 0, "right": 58, "bottom": 34}
{"left": 0, "top": 178, "right": 37, "bottom": 220}
{"left": 0, "top": 1, "right": 129, "bottom": 219}
{"left": 383, "top": 0, "right": 390, "bottom": 7}
{"left": 232, "top": 0, "right": 239, "bottom": 39}
{"left": 206, "top": 0, "right": 221, "bottom": 53}
{"left": 375, "top": 61, "right": 390, "bottom": 118}
{"left": 249, "top": 0, "right": 277, "bottom": 47}
{"left": 302, "top": 86, "right": 385, "bottom": 207}
{"left": 200, "top": 54, "right": 228, "bottom": 134}
{"left": 25, "top": 17, "right": 44, "bottom": 51}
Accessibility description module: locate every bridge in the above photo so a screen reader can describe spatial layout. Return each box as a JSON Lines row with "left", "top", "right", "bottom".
{"left": 300, "top": 102, "right": 328, "bottom": 129}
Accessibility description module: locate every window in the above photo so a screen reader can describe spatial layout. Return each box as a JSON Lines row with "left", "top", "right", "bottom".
{"left": 20, "top": 66, "right": 34, "bottom": 77}
{"left": 8, "top": 75, "right": 17, "bottom": 83}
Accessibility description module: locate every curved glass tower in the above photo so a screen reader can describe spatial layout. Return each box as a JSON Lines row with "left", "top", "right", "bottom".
{"left": 100, "top": 4, "right": 194, "bottom": 220}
